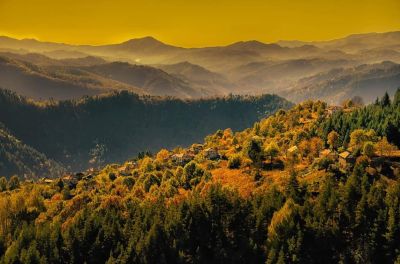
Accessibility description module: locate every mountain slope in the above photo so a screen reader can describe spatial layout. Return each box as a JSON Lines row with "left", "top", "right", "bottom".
{"left": 277, "top": 31, "right": 400, "bottom": 52}
{"left": 0, "top": 123, "right": 65, "bottom": 179}
{"left": 2, "top": 96, "right": 400, "bottom": 263}
{"left": 0, "top": 53, "right": 219, "bottom": 99}
{"left": 0, "top": 56, "right": 146, "bottom": 100}
{"left": 0, "top": 51, "right": 108, "bottom": 66}
{"left": 80, "top": 36, "right": 186, "bottom": 64}
{"left": 156, "top": 61, "right": 234, "bottom": 93}
{"left": 83, "top": 62, "right": 216, "bottom": 98}
{"left": 280, "top": 61, "right": 400, "bottom": 104}
{"left": 227, "top": 58, "right": 354, "bottom": 93}
{"left": 0, "top": 89, "right": 293, "bottom": 170}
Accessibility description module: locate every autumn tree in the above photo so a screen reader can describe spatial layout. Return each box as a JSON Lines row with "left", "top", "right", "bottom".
{"left": 0, "top": 177, "right": 7, "bottom": 191}
{"left": 327, "top": 130, "right": 339, "bottom": 150}
{"left": 228, "top": 154, "right": 242, "bottom": 169}
{"left": 310, "top": 137, "right": 324, "bottom": 158}
{"left": 349, "top": 129, "right": 377, "bottom": 149}
{"left": 156, "top": 149, "right": 170, "bottom": 162}
{"left": 244, "top": 137, "right": 264, "bottom": 167}
{"left": 8, "top": 175, "right": 20, "bottom": 190}
{"left": 182, "top": 161, "right": 204, "bottom": 188}
{"left": 362, "top": 141, "right": 375, "bottom": 157}
{"left": 143, "top": 173, "right": 160, "bottom": 192}
{"left": 375, "top": 137, "right": 398, "bottom": 156}
{"left": 265, "top": 142, "right": 280, "bottom": 163}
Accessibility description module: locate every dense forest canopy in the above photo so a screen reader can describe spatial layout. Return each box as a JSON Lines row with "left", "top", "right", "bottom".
{"left": 0, "top": 88, "right": 292, "bottom": 172}
{"left": 320, "top": 91, "right": 400, "bottom": 147}
{"left": 0, "top": 89, "right": 399, "bottom": 263}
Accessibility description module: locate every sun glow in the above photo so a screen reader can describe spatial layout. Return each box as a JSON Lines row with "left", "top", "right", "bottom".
{"left": 0, "top": 0, "right": 399, "bottom": 46}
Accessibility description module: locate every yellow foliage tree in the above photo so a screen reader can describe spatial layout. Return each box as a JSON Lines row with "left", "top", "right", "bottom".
{"left": 327, "top": 131, "right": 339, "bottom": 150}
{"left": 375, "top": 137, "right": 398, "bottom": 156}
{"left": 156, "top": 149, "right": 170, "bottom": 162}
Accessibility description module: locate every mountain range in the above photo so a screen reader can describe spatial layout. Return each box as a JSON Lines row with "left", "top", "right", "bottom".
{"left": 1, "top": 31, "right": 400, "bottom": 103}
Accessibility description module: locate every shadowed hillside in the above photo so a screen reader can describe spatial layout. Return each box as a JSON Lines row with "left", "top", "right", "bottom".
{"left": 83, "top": 62, "right": 217, "bottom": 98}
{"left": 0, "top": 89, "right": 292, "bottom": 170}
{"left": 0, "top": 56, "right": 145, "bottom": 100}
{"left": 0, "top": 123, "right": 65, "bottom": 178}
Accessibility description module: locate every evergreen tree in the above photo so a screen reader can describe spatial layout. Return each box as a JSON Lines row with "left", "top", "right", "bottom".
{"left": 393, "top": 88, "right": 400, "bottom": 105}
{"left": 0, "top": 177, "right": 7, "bottom": 191}
{"left": 381, "top": 92, "right": 391, "bottom": 107}
{"left": 8, "top": 175, "right": 20, "bottom": 190}
{"left": 285, "top": 171, "right": 301, "bottom": 204}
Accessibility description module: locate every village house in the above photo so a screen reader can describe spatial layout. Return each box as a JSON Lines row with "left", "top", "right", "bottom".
{"left": 125, "top": 161, "right": 137, "bottom": 170}
{"left": 326, "top": 105, "right": 342, "bottom": 116}
{"left": 118, "top": 165, "right": 131, "bottom": 176}
{"left": 286, "top": 146, "right": 299, "bottom": 158}
{"left": 287, "top": 146, "right": 298, "bottom": 153}
{"left": 86, "top": 168, "right": 98, "bottom": 174}
{"left": 204, "top": 148, "right": 219, "bottom": 160}
{"left": 338, "top": 151, "right": 356, "bottom": 169}
{"left": 319, "top": 149, "right": 337, "bottom": 159}
{"left": 40, "top": 178, "right": 54, "bottom": 184}
{"left": 171, "top": 153, "right": 194, "bottom": 166}
{"left": 62, "top": 174, "right": 73, "bottom": 181}
{"left": 83, "top": 174, "right": 94, "bottom": 181}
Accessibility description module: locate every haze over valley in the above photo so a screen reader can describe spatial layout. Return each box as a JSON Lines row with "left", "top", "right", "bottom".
{"left": 1, "top": 31, "right": 400, "bottom": 104}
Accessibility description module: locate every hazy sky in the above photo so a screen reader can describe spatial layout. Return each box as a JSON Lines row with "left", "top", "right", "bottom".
{"left": 0, "top": 0, "right": 399, "bottom": 47}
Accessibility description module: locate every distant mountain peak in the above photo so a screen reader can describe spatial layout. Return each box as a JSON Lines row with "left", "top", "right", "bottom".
{"left": 0, "top": 36, "right": 13, "bottom": 40}
{"left": 227, "top": 40, "right": 284, "bottom": 52}
{"left": 115, "top": 36, "right": 182, "bottom": 53}
{"left": 122, "top": 36, "right": 165, "bottom": 46}
{"left": 229, "top": 40, "right": 268, "bottom": 47}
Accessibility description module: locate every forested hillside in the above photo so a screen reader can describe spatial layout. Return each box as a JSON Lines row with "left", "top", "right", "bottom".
{"left": 0, "top": 90, "right": 399, "bottom": 263}
{"left": 281, "top": 61, "right": 400, "bottom": 104}
{"left": 0, "top": 89, "right": 292, "bottom": 171}
{"left": 320, "top": 91, "right": 400, "bottom": 146}
{"left": 0, "top": 123, "right": 65, "bottom": 179}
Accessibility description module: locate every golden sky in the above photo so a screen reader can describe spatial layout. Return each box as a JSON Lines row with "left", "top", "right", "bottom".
{"left": 0, "top": 0, "right": 399, "bottom": 47}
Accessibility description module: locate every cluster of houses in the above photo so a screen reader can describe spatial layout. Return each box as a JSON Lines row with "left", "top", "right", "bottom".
{"left": 285, "top": 142, "right": 400, "bottom": 177}
{"left": 327, "top": 148, "right": 399, "bottom": 177}
{"left": 37, "top": 145, "right": 222, "bottom": 187}
{"left": 39, "top": 167, "right": 99, "bottom": 188}
{"left": 171, "top": 144, "right": 220, "bottom": 166}
{"left": 117, "top": 161, "right": 136, "bottom": 176}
